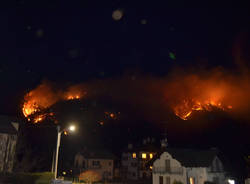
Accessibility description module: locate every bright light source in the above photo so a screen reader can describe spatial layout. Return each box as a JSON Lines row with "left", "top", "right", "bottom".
{"left": 142, "top": 153, "right": 147, "bottom": 159}
{"left": 150, "top": 153, "right": 153, "bottom": 159}
{"left": 62, "top": 171, "right": 66, "bottom": 175}
{"left": 228, "top": 179, "right": 235, "bottom": 184}
{"left": 69, "top": 125, "right": 75, "bottom": 132}
{"left": 132, "top": 153, "right": 136, "bottom": 159}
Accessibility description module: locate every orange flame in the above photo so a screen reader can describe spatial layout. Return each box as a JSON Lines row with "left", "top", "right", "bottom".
{"left": 173, "top": 99, "right": 232, "bottom": 120}
{"left": 167, "top": 72, "right": 236, "bottom": 120}
{"left": 22, "top": 81, "right": 86, "bottom": 123}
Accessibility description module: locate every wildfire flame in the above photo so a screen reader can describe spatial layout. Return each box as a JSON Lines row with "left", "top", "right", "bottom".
{"left": 22, "top": 81, "right": 86, "bottom": 123}
{"left": 167, "top": 72, "right": 237, "bottom": 120}
{"left": 173, "top": 99, "right": 232, "bottom": 120}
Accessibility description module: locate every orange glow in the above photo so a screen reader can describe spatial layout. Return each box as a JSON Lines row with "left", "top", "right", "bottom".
{"left": 33, "top": 114, "right": 46, "bottom": 123}
{"left": 167, "top": 73, "right": 236, "bottom": 120}
{"left": 110, "top": 113, "right": 115, "bottom": 118}
{"left": 142, "top": 153, "right": 147, "bottom": 159}
{"left": 173, "top": 99, "right": 233, "bottom": 120}
{"left": 22, "top": 81, "right": 86, "bottom": 123}
{"left": 132, "top": 153, "right": 136, "bottom": 158}
{"left": 150, "top": 153, "right": 153, "bottom": 159}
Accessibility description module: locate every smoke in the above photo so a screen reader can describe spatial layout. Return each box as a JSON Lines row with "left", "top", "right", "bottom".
{"left": 22, "top": 67, "right": 250, "bottom": 123}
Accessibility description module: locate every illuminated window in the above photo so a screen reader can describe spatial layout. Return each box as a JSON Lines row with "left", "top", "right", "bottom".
{"left": 142, "top": 153, "right": 147, "bottom": 159}
{"left": 132, "top": 153, "right": 136, "bottom": 158}
{"left": 189, "top": 177, "right": 195, "bottom": 184}
{"left": 150, "top": 153, "right": 153, "bottom": 159}
{"left": 150, "top": 166, "right": 153, "bottom": 170}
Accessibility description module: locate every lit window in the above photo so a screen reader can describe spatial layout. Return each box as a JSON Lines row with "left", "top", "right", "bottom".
{"left": 150, "top": 153, "right": 153, "bottom": 159}
{"left": 189, "top": 177, "right": 195, "bottom": 184}
{"left": 142, "top": 153, "right": 147, "bottom": 159}
{"left": 133, "top": 153, "right": 136, "bottom": 158}
{"left": 150, "top": 166, "right": 153, "bottom": 170}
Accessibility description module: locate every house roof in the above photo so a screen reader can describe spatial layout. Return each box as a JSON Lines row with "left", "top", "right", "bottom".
{"left": 80, "top": 148, "right": 116, "bottom": 160}
{"left": 166, "top": 148, "right": 217, "bottom": 167}
{"left": 151, "top": 148, "right": 218, "bottom": 168}
{"left": 0, "top": 115, "right": 19, "bottom": 135}
{"left": 123, "top": 143, "right": 160, "bottom": 153}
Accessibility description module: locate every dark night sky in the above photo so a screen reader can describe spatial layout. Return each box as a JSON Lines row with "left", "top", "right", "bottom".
{"left": 1, "top": 0, "right": 250, "bottom": 173}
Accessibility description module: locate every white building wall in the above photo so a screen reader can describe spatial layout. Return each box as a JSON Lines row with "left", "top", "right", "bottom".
{"left": 245, "top": 178, "right": 250, "bottom": 184}
{"left": 186, "top": 167, "right": 207, "bottom": 184}
{"left": 206, "top": 157, "right": 226, "bottom": 184}
{"left": 206, "top": 169, "right": 225, "bottom": 184}
{"left": 153, "top": 152, "right": 187, "bottom": 184}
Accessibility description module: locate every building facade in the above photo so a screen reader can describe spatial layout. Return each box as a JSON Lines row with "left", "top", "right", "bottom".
{"left": 74, "top": 149, "right": 115, "bottom": 181}
{"left": 0, "top": 115, "right": 19, "bottom": 173}
{"left": 153, "top": 149, "right": 226, "bottom": 184}
{"left": 121, "top": 138, "right": 159, "bottom": 181}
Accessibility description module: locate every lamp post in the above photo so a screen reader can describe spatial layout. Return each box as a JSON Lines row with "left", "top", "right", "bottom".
{"left": 54, "top": 125, "right": 75, "bottom": 179}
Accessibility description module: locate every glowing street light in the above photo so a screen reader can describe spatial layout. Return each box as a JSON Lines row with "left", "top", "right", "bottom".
{"left": 54, "top": 125, "right": 76, "bottom": 179}
{"left": 69, "top": 125, "right": 75, "bottom": 132}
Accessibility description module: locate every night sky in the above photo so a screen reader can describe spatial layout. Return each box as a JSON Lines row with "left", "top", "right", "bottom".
{"left": 1, "top": 1, "right": 250, "bottom": 174}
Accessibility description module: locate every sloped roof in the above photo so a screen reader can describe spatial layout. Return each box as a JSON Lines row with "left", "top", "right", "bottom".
{"left": 150, "top": 148, "right": 218, "bottom": 168}
{"left": 0, "top": 115, "right": 18, "bottom": 134}
{"left": 123, "top": 143, "right": 160, "bottom": 153}
{"left": 166, "top": 148, "right": 217, "bottom": 167}
{"left": 80, "top": 148, "right": 116, "bottom": 160}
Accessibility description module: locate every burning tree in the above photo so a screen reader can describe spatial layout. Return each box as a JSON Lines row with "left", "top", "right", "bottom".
{"left": 79, "top": 170, "right": 101, "bottom": 184}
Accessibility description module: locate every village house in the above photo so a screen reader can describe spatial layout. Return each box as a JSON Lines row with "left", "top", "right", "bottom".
{"left": 0, "top": 115, "right": 19, "bottom": 173}
{"left": 152, "top": 148, "right": 226, "bottom": 184}
{"left": 74, "top": 148, "right": 115, "bottom": 181}
{"left": 121, "top": 138, "right": 160, "bottom": 181}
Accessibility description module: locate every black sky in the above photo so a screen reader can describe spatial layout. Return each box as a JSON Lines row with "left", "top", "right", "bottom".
{"left": 1, "top": 1, "right": 250, "bottom": 173}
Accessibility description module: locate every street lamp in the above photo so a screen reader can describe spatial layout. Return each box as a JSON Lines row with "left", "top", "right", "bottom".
{"left": 54, "top": 125, "right": 75, "bottom": 179}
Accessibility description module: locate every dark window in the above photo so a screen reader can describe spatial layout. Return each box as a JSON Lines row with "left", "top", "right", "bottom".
{"left": 92, "top": 160, "right": 100, "bottom": 166}
{"left": 159, "top": 176, "right": 163, "bottom": 184}
{"left": 82, "top": 160, "right": 86, "bottom": 168}
{"left": 131, "top": 162, "right": 137, "bottom": 167}
{"left": 166, "top": 176, "right": 170, "bottom": 184}
{"left": 132, "top": 172, "right": 136, "bottom": 177}
{"left": 165, "top": 159, "right": 170, "bottom": 172}
{"left": 109, "top": 161, "right": 112, "bottom": 166}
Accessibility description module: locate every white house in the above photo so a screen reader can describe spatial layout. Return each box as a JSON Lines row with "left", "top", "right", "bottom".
{"left": 0, "top": 115, "right": 19, "bottom": 173}
{"left": 153, "top": 149, "right": 226, "bottom": 184}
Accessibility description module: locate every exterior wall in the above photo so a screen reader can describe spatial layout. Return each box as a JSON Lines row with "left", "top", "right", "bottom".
{"left": 121, "top": 152, "right": 138, "bottom": 180}
{"left": 186, "top": 167, "right": 207, "bottom": 184}
{"left": 74, "top": 154, "right": 114, "bottom": 180}
{"left": 153, "top": 152, "right": 226, "bottom": 184}
{"left": 245, "top": 178, "right": 250, "bottom": 184}
{"left": 153, "top": 152, "right": 187, "bottom": 184}
{"left": 206, "top": 157, "right": 225, "bottom": 184}
{"left": 138, "top": 151, "right": 155, "bottom": 179}
{"left": 87, "top": 158, "right": 114, "bottom": 180}
{"left": 121, "top": 151, "right": 156, "bottom": 180}
{"left": 0, "top": 133, "right": 18, "bottom": 172}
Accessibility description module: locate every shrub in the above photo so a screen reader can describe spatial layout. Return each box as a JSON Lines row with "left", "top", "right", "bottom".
{"left": 0, "top": 172, "right": 54, "bottom": 184}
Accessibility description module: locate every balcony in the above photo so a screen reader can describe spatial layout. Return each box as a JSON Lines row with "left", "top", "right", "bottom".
{"left": 153, "top": 167, "right": 183, "bottom": 175}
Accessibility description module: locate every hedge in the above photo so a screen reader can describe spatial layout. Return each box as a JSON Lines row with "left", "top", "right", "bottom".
{"left": 0, "top": 172, "right": 54, "bottom": 184}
